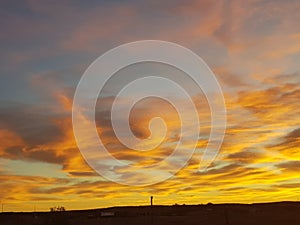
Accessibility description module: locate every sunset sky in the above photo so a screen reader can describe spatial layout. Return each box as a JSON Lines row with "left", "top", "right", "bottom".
{"left": 1, "top": 0, "right": 300, "bottom": 212}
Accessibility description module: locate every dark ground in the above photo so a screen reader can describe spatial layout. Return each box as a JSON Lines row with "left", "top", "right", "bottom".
{"left": 1, "top": 202, "right": 300, "bottom": 225}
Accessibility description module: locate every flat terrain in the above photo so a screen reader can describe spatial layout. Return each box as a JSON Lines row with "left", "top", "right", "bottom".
{"left": 1, "top": 202, "right": 300, "bottom": 225}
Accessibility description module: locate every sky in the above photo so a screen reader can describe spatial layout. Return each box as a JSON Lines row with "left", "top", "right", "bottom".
{"left": 0, "top": 0, "right": 300, "bottom": 212}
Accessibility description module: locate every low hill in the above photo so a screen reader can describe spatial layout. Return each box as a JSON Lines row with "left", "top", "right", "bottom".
{"left": 1, "top": 202, "right": 300, "bottom": 225}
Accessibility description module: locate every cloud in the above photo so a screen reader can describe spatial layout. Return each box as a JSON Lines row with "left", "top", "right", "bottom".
{"left": 213, "top": 67, "right": 248, "bottom": 89}
{"left": 262, "top": 72, "right": 300, "bottom": 86}
{"left": 0, "top": 104, "right": 64, "bottom": 146}
{"left": 226, "top": 148, "right": 267, "bottom": 164}
{"left": 268, "top": 128, "right": 300, "bottom": 159}
{"left": 237, "top": 83, "right": 300, "bottom": 126}
{"left": 277, "top": 160, "right": 300, "bottom": 172}
{"left": 274, "top": 128, "right": 300, "bottom": 149}
{"left": 1, "top": 68, "right": 299, "bottom": 210}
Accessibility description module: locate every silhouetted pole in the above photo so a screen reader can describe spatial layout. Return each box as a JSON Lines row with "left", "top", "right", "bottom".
{"left": 150, "top": 196, "right": 154, "bottom": 225}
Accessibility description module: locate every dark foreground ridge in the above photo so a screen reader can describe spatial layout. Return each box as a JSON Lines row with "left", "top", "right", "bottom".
{"left": 1, "top": 202, "right": 300, "bottom": 225}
